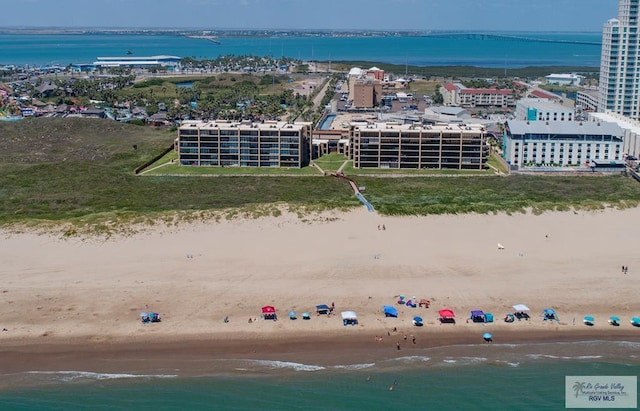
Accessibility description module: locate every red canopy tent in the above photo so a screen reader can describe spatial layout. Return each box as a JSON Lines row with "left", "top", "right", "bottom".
{"left": 262, "top": 306, "right": 277, "bottom": 320}
{"left": 438, "top": 309, "right": 456, "bottom": 324}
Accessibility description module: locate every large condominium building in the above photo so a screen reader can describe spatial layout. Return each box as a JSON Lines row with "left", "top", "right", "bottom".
{"left": 177, "top": 120, "right": 311, "bottom": 167}
{"left": 503, "top": 120, "right": 624, "bottom": 168}
{"left": 350, "top": 122, "right": 487, "bottom": 170}
{"left": 599, "top": 0, "right": 640, "bottom": 120}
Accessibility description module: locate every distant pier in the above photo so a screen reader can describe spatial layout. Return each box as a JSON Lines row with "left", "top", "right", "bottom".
{"left": 184, "top": 35, "right": 221, "bottom": 45}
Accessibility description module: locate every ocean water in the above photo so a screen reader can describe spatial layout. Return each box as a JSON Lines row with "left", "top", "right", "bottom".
{"left": 1, "top": 340, "right": 639, "bottom": 410}
{"left": 0, "top": 32, "right": 603, "bottom": 68}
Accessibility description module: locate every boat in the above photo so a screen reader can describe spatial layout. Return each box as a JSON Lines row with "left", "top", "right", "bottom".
{"left": 126, "top": 50, "right": 133, "bottom": 55}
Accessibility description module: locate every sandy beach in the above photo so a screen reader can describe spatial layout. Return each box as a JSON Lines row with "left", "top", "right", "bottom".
{"left": 1, "top": 207, "right": 640, "bottom": 374}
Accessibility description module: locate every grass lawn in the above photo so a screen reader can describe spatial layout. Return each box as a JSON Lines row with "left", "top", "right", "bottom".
{"left": 144, "top": 162, "right": 321, "bottom": 176}
{"left": 313, "top": 153, "right": 349, "bottom": 173}
{"left": 341, "top": 161, "right": 491, "bottom": 175}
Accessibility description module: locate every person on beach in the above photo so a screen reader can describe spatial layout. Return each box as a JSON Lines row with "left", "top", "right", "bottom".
{"left": 396, "top": 342, "right": 400, "bottom": 350}
{"left": 412, "top": 335, "right": 416, "bottom": 344}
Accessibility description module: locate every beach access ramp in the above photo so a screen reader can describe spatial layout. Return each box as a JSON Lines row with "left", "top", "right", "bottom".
{"left": 332, "top": 172, "right": 375, "bottom": 212}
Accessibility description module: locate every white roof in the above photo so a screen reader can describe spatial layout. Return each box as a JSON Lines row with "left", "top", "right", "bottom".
{"left": 349, "top": 67, "right": 363, "bottom": 76}
{"left": 545, "top": 73, "right": 584, "bottom": 79}
{"left": 341, "top": 311, "right": 357, "bottom": 320}
{"left": 589, "top": 111, "right": 640, "bottom": 135}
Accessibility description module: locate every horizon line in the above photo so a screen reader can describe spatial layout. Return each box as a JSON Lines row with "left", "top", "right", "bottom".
{"left": 0, "top": 26, "right": 603, "bottom": 34}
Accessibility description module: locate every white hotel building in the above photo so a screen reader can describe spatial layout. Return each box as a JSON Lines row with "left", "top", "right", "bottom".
{"left": 503, "top": 120, "right": 624, "bottom": 168}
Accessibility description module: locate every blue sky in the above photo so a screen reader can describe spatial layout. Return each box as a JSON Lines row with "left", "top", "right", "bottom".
{"left": 0, "top": 0, "right": 619, "bottom": 31}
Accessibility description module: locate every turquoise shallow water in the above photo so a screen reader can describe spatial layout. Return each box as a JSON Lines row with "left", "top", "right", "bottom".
{"left": 0, "top": 32, "right": 602, "bottom": 67}
{"left": 1, "top": 340, "right": 639, "bottom": 410}
{"left": 1, "top": 362, "right": 637, "bottom": 410}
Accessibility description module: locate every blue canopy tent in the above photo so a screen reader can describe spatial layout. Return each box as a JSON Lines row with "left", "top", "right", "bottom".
{"left": 302, "top": 312, "right": 311, "bottom": 320}
{"left": 542, "top": 308, "right": 558, "bottom": 322}
{"left": 484, "top": 313, "right": 494, "bottom": 323}
{"left": 289, "top": 311, "right": 297, "bottom": 320}
{"left": 413, "top": 316, "right": 423, "bottom": 326}
{"left": 316, "top": 304, "right": 330, "bottom": 315}
{"left": 631, "top": 317, "right": 640, "bottom": 327}
{"left": 383, "top": 305, "right": 398, "bottom": 318}
{"left": 470, "top": 310, "right": 485, "bottom": 323}
{"left": 608, "top": 316, "right": 620, "bottom": 326}
{"left": 483, "top": 333, "right": 493, "bottom": 343}
{"left": 583, "top": 316, "right": 594, "bottom": 326}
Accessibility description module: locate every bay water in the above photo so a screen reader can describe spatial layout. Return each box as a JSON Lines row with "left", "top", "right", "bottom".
{"left": 0, "top": 32, "right": 602, "bottom": 68}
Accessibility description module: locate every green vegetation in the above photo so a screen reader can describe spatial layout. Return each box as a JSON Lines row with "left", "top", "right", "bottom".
{"left": 0, "top": 118, "right": 357, "bottom": 229}
{"left": 331, "top": 62, "right": 598, "bottom": 80}
{"left": 313, "top": 153, "right": 348, "bottom": 173}
{"left": 360, "top": 175, "right": 640, "bottom": 215}
{"left": 144, "top": 162, "right": 321, "bottom": 176}
{"left": 340, "top": 162, "right": 490, "bottom": 176}
{"left": 486, "top": 153, "right": 509, "bottom": 174}
{"left": 2, "top": 118, "right": 640, "bottom": 233}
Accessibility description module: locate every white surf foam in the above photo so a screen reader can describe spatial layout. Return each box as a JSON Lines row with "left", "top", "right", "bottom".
{"left": 526, "top": 354, "right": 602, "bottom": 360}
{"left": 332, "top": 363, "right": 376, "bottom": 370}
{"left": 26, "top": 371, "right": 177, "bottom": 382}
{"left": 249, "top": 360, "right": 325, "bottom": 372}
{"left": 442, "top": 357, "right": 487, "bottom": 365}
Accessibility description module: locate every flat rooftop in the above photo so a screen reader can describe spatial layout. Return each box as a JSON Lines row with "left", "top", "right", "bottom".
{"left": 179, "top": 120, "right": 311, "bottom": 131}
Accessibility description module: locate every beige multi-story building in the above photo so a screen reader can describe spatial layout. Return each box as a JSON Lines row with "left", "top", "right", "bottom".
{"left": 352, "top": 78, "right": 382, "bottom": 108}
{"left": 440, "top": 83, "right": 515, "bottom": 108}
{"left": 350, "top": 122, "right": 487, "bottom": 169}
{"left": 348, "top": 67, "right": 383, "bottom": 108}
{"left": 177, "top": 120, "right": 311, "bottom": 167}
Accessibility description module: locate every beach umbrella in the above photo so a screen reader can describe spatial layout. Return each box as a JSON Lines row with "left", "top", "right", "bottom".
{"left": 289, "top": 311, "right": 296, "bottom": 317}
{"left": 413, "top": 316, "right": 423, "bottom": 323}
{"left": 482, "top": 333, "right": 493, "bottom": 343}
{"left": 583, "top": 316, "right": 595, "bottom": 325}
{"left": 609, "top": 316, "right": 620, "bottom": 326}
{"left": 139, "top": 312, "right": 148, "bottom": 317}
{"left": 302, "top": 312, "right": 311, "bottom": 320}
{"left": 512, "top": 304, "right": 530, "bottom": 312}
{"left": 631, "top": 317, "right": 640, "bottom": 326}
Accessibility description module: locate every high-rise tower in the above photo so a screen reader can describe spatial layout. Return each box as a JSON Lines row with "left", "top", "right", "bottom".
{"left": 598, "top": 0, "right": 640, "bottom": 119}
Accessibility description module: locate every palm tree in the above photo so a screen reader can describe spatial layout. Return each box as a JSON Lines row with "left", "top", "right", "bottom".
{"left": 572, "top": 382, "right": 586, "bottom": 398}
